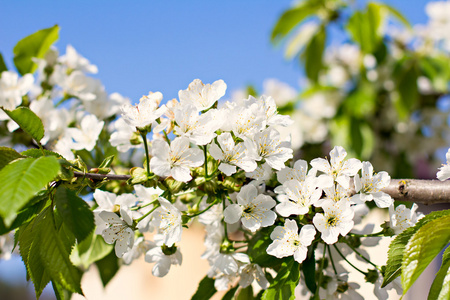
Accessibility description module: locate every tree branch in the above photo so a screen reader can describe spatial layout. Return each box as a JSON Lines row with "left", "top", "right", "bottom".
{"left": 73, "top": 171, "right": 131, "bottom": 181}
{"left": 73, "top": 171, "right": 450, "bottom": 205}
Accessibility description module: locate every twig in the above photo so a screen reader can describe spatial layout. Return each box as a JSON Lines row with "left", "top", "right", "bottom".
{"left": 72, "top": 171, "right": 450, "bottom": 205}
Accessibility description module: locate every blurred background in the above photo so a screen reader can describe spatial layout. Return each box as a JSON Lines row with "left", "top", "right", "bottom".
{"left": 1, "top": 0, "right": 448, "bottom": 299}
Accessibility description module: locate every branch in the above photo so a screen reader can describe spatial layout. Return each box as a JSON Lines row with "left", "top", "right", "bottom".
{"left": 349, "top": 179, "right": 450, "bottom": 205}
{"left": 73, "top": 172, "right": 450, "bottom": 205}
{"left": 73, "top": 171, "right": 131, "bottom": 181}
{"left": 381, "top": 179, "right": 450, "bottom": 206}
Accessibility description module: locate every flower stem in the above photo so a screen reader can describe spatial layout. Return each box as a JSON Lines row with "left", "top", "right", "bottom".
{"left": 139, "top": 130, "right": 151, "bottom": 177}
{"left": 203, "top": 145, "right": 208, "bottom": 178}
{"left": 327, "top": 244, "right": 338, "bottom": 275}
{"left": 349, "top": 230, "right": 384, "bottom": 238}
{"left": 135, "top": 203, "right": 160, "bottom": 223}
{"left": 189, "top": 201, "right": 217, "bottom": 218}
{"left": 315, "top": 245, "right": 327, "bottom": 296}
{"left": 333, "top": 244, "right": 368, "bottom": 275}
{"left": 344, "top": 240, "right": 380, "bottom": 270}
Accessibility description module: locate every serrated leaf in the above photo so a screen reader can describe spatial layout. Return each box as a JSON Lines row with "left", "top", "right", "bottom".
{"left": 52, "top": 280, "right": 73, "bottom": 300}
{"left": 22, "top": 148, "right": 64, "bottom": 159}
{"left": 18, "top": 212, "right": 51, "bottom": 297}
{"left": 271, "top": 2, "right": 321, "bottom": 43}
{"left": 401, "top": 215, "right": 450, "bottom": 295}
{"left": 13, "top": 25, "right": 59, "bottom": 75}
{"left": 0, "top": 156, "right": 60, "bottom": 226}
{"left": 382, "top": 209, "right": 450, "bottom": 287}
{"left": 3, "top": 107, "right": 45, "bottom": 143}
{"left": 0, "top": 52, "right": 7, "bottom": 73}
{"left": 34, "top": 207, "right": 82, "bottom": 294}
{"left": 0, "top": 146, "right": 24, "bottom": 170}
{"left": 55, "top": 186, "right": 94, "bottom": 242}
{"left": 428, "top": 246, "right": 450, "bottom": 300}
{"left": 191, "top": 276, "right": 217, "bottom": 300}
{"left": 0, "top": 196, "right": 48, "bottom": 235}
{"left": 96, "top": 249, "right": 119, "bottom": 287}
{"left": 262, "top": 258, "right": 299, "bottom": 300}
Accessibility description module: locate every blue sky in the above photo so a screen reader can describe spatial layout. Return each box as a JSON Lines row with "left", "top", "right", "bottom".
{"left": 0, "top": 0, "right": 430, "bottom": 103}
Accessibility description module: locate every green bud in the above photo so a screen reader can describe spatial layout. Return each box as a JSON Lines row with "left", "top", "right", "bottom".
{"left": 365, "top": 269, "right": 379, "bottom": 284}
{"left": 336, "top": 282, "right": 349, "bottom": 293}
{"left": 127, "top": 167, "right": 148, "bottom": 185}
{"left": 161, "top": 244, "right": 178, "bottom": 256}
{"left": 130, "top": 131, "right": 143, "bottom": 145}
{"left": 346, "top": 235, "right": 361, "bottom": 248}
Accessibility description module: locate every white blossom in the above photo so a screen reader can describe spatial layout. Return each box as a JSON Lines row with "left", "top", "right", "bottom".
{"left": 313, "top": 200, "right": 354, "bottom": 244}
{"left": 178, "top": 79, "right": 226, "bottom": 111}
{"left": 276, "top": 177, "right": 322, "bottom": 217}
{"left": 351, "top": 161, "right": 393, "bottom": 208}
{"left": 150, "top": 137, "right": 204, "bottom": 182}
{"left": 121, "top": 92, "right": 166, "bottom": 129}
{"left": 152, "top": 197, "right": 183, "bottom": 246}
{"left": 267, "top": 220, "right": 316, "bottom": 263}
{"left": 250, "top": 127, "right": 293, "bottom": 170}
{"left": 209, "top": 132, "right": 257, "bottom": 175}
{"left": 389, "top": 203, "right": 424, "bottom": 234}
{"left": 223, "top": 184, "right": 276, "bottom": 232}
{"left": 239, "top": 263, "right": 269, "bottom": 289}
{"left": 64, "top": 114, "right": 104, "bottom": 151}
{"left": 310, "top": 146, "right": 362, "bottom": 189}
{"left": 99, "top": 210, "right": 135, "bottom": 258}
{"left": 437, "top": 148, "right": 450, "bottom": 181}
{"left": 145, "top": 239, "right": 182, "bottom": 277}
{"left": 173, "top": 104, "right": 222, "bottom": 145}
{"left": 59, "top": 44, "right": 98, "bottom": 74}
{"left": 0, "top": 71, "right": 34, "bottom": 110}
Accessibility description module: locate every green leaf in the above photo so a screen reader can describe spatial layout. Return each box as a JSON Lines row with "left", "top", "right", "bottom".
{"left": 0, "top": 146, "right": 24, "bottom": 170}
{"left": 0, "top": 156, "right": 60, "bottom": 226}
{"left": 401, "top": 215, "right": 450, "bottom": 295}
{"left": 262, "top": 258, "right": 300, "bottom": 300}
{"left": 24, "top": 207, "right": 82, "bottom": 296}
{"left": 52, "top": 280, "right": 73, "bottom": 300}
{"left": 0, "top": 195, "right": 48, "bottom": 235}
{"left": 55, "top": 186, "right": 95, "bottom": 242}
{"left": 428, "top": 246, "right": 450, "bottom": 300}
{"left": 70, "top": 231, "right": 113, "bottom": 269}
{"left": 237, "top": 285, "right": 254, "bottom": 300}
{"left": 0, "top": 52, "right": 7, "bottom": 73}
{"left": 302, "top": 246, "right": 317, "bottom": 293}
{"left": 22, "top": 148, "right": 65, "bottom": 159}
{"left": 346, "top": 3, "right": 384, "bottom": 53}
{"left": 271, "top": 2, "right": 321, "bottom": 43}
{"left": 18, "top": 216, "right": 50, "bottom": 294}
{"left": 99, "top": 155, "right": 115, "bottom": 168}
{"left": 13, "top": 25, "right": 59, "bottom": 75}
{"left": 191, "top": 276, "right": 217, "bottom": 300}
{"left": 222, "top": 286, "right": 239, "bottom": 300}
{"left": 302, "top": 25, "right": 326, "bottom": 83}
{"left": 396, "top": 59, "right": 419, "bottom": 114}
{"left": 382, "top": 209, "right": 450, "bottom": 287}
{"left": 96, "top": 249, "right": 119, "bottom": 287}
{"left": 3, "top": 107, "right": 45, "bottom": 143}
{"left": 247, "top": 227, "right": 283, "bottom": 268}
{"left": 370, "top": 2, "right": 411, "bottom": 28}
